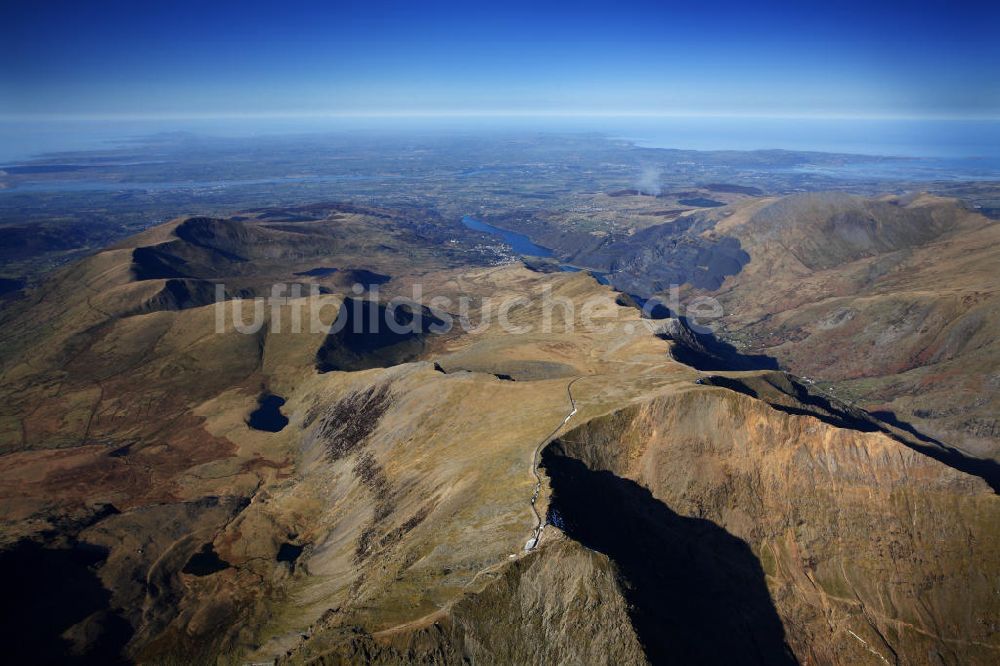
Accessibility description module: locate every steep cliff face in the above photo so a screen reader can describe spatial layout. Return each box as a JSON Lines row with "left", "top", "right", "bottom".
{"left": 546, "top": 386, "right": 1000, "bottom": 665}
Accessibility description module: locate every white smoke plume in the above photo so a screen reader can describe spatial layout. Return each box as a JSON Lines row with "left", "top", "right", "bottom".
{"left": 636, "top": 165, "right": 663, "bottom": 196}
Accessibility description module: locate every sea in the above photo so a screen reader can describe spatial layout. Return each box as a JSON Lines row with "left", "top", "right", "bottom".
{"left": 2, "top": 116, "right": 999, "bottom": 180}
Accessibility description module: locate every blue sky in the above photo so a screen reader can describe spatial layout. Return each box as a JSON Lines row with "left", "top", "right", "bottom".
{"left": 1, "top": 0, "right": 998, "bottom": 119}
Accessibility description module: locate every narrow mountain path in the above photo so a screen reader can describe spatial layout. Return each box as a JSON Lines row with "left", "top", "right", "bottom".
{"left": 371, "top": 376, "right": 585, "bottom": 641}
{"left": 525, "top": 375, "right": 583, "bottom": 551}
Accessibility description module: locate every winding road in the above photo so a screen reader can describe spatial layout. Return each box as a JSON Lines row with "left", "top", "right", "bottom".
{"left": 525, "top": 376, "right": 583, "bottom": 551}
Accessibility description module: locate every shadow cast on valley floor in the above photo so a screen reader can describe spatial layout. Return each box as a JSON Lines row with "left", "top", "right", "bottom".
{"left": 542, "top": 446, "right": 796, "bottom": 666}
{"left": 666, "top": 317, "right": 780, "bottom": 371}
{"left": 625, "top": 297, "right": 778, "bottom": 371}
{"left": 0, "top": 540, "right": 132, "bottom": 664}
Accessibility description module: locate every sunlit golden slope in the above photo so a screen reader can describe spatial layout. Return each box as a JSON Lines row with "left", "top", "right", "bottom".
{"left": 0, "top": 206, "right": 996, "bottom": 664}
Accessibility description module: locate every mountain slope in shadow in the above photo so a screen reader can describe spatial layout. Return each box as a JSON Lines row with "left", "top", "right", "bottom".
{"left": 315, "top": 298, "right": 446, "bottom": 372}
{"left": 543, "top": 445, "right": 796, "bottom": 665}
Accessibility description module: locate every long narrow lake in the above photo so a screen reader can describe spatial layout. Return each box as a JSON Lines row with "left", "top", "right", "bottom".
{"left": 462, "top": 215, "right": 612, "bottom": 284}
{"left": 462, "top": 215, "right": 553, "bottom": 257}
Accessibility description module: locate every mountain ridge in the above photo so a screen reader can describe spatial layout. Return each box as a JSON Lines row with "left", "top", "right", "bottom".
{"left": 0, "top": 201, "right": 996, "bottom": 664}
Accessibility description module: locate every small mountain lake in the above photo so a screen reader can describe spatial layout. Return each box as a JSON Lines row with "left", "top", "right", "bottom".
{"left": 247, "top": 393, "right": 288, "bottom": 432}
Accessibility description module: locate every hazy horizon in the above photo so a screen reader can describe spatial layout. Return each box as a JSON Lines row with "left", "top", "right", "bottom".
{"left": 3, "top": 115, "right": 1000, "bottom": 165}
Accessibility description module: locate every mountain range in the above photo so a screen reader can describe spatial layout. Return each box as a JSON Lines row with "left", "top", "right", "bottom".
{"left": 0, "top": 194, "right": 997, "bottom": 664}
